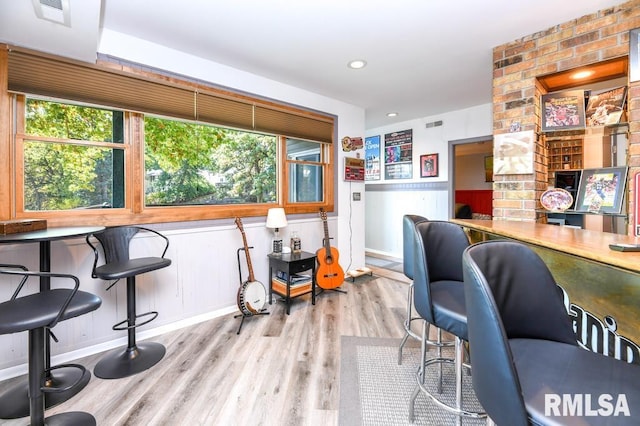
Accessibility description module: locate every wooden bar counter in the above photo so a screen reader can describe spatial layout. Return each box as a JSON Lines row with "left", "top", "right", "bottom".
{"left": 452, "top": 219, "right": 640, "bottom": 365}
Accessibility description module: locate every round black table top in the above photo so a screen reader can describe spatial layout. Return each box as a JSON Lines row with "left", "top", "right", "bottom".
{"left": 0, "top": 226, "right": 105, "bottom": 244}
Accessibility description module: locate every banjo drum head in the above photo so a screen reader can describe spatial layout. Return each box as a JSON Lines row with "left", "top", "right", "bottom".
{"left": 239, "top": 280, "right": 266, "bottom": 315}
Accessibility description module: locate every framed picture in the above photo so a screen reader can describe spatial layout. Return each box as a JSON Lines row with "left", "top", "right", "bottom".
{"left": 631, "top": 28, "right": 640, "bottom": 82}
{"left": 484, "top": 155, "right": 493, "bottom": 182}
{"left": 585, "top": 86, "right": 627, "bottom": 126}
{"left": 494, "top": 130, "right": 534, "bottom": 175}
{"left": 574, "top": 166, "right": 628, "bottom": 214}
{"left": 420, "top": 153, "right": 438, "bottom": 178}
{"left": 541, "top": 89, "right": 586, "bottom": 132}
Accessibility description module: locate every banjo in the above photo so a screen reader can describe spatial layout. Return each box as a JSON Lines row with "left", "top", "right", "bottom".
{"left": 234, "top": 217, "right": 267, "bottom": 316}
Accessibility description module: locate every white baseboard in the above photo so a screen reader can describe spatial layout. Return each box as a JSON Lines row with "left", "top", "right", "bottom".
{"left": 0, "top": 304, "right": 237, "bottom": 381}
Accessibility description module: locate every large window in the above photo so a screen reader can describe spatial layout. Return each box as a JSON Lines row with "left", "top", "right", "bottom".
{"left": 144, "top": 117, "right": 277, "bottom": 206}
{"left": 4, "top": 48, "right": 334, "bottom": 226}
{"left": 22, "top": 98, "right": 125, "bottom": 210}
{"left": 286, "top": 138, "right": 325, "bottom": 203}
{"left": 12, "top": 96, "right": 332, "bottom": 226}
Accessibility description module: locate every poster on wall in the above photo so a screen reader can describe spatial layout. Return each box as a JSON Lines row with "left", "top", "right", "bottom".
{"left": 493, "top": 130, "right": 534, "bottom": 175}
{"left": 365, "top": 135, "right": 381, "bottom": 181}
{"left": 384, "top": 129, "right": 412, "bottom": 179}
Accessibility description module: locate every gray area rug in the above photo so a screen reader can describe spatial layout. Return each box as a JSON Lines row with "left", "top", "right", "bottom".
{"left": 339, "top": 336, "right": 486, "bottom": 425}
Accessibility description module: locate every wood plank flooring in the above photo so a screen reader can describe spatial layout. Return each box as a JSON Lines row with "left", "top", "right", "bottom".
{"left": 1, "top": 264, "right": 412, "bottom": 426}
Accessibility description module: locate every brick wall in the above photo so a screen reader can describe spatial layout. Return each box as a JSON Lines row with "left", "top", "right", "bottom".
{"left": 492, "top": 1, "right": 640, "bottom": 232}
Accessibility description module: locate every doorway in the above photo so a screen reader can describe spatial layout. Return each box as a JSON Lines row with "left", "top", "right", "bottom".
{"left": 448, "top": 135, "right": 493, "bottom": 219}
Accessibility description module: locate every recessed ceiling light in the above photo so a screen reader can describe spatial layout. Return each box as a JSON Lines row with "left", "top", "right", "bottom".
{"left": 387, "top": 112, "right": 398, "bottom": 117}
{"left": 571, "top": 70, "right": 595, "bottom": 80}
{"left": 348, "top": 60, "right": 367, "bottom": 69}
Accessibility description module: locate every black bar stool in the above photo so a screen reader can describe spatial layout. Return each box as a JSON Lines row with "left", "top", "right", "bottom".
{"left": 86, "top": 226, "right": 171, "bottom": 379}
{"left": 463, "top": 240, "right": 640, "bottom": 425}
{"left": 409, "top": 221, "right": 485, "bottom": 424}
{"left": 0, "top": 265, "right": 102, "bottom": 426}
{"left": 399, "top": 214, "right": 436, "bottom": 364}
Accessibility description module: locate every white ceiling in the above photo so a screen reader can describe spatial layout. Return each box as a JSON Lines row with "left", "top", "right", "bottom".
{"left": 0, "top": 0, "right": 627, "bottom": 129}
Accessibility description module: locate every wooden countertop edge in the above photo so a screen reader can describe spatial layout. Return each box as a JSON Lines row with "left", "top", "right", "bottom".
{"left": 451, "top": 219, "right": 640, "bottom": 274}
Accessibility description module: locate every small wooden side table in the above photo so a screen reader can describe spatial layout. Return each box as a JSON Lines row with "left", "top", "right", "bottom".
{"left": 268, "top": 251, "right": 316, "bottom": 315}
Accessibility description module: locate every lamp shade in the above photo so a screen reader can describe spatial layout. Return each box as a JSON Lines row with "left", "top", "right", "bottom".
{"left": 266, "top": 208, "right": 288, "bottom": 229}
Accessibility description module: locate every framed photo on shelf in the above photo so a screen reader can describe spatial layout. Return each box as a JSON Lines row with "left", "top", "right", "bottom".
{"left": 574, "top": 166, "right": 628, "bottom": 214}
{"left": 585, "top": 86, "right": 627, "bottom": 127}
{"left": 420, "top": 153, "right": 438, "bottom": 178}
{"left": 541, "top": 89, "right": 586, "bottom": 132}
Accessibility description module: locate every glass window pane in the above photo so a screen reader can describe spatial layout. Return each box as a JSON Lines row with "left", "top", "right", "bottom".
{"left": 144, "top": 117, "right": 277, "bottom": 206}
{"left": 288, "top": 163, "right": 323, "bottom": 202}
{"left": 286, "top": 138, "right": 322, "bottom": 162}
{"left": 26, "top": 98, "right": 124, "bottom": 143}
{"left": 23, "top": 141, "right": 121, "bottom": 210}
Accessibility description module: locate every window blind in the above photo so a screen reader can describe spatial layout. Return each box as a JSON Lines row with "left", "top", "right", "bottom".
{"left": 6, "top": 47, "right": 334, "bottom": 143}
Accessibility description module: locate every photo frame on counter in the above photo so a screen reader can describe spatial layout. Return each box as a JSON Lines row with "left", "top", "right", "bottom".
{"left": 574, "top": 166, "right": 628, "bottom": 214}
{"left": 420, "top": 153, "right": 438, "bottom": 178}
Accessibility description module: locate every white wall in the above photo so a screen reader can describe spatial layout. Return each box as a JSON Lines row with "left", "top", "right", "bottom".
{"left": 364, "top": 104, "right": 492, "bottom": 258}
{"left": 0, "top": 31, "right": 366, "bottom": 378}
{"left": 456, "top": 154, "right": 493, "bottom": 190}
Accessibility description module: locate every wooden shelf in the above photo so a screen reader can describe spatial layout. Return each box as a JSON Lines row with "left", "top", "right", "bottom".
{"left": 548, "top": 139, "right": 582, "bottom": 173}
{"left": 272, "top": 278, "right": 312, "bottom": 298}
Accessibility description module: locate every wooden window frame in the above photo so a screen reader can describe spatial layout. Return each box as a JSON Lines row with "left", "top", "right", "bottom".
{"left": 2, "top": 48, "right": 335, "bottom": 227}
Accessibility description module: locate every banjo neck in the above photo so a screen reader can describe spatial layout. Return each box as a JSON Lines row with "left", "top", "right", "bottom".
{"left": 235, "top": 217, "right": 256, "bottom": 283}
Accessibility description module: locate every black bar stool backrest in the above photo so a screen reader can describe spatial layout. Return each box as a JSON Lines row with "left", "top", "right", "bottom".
{"left": 412, "top": 220, "right": 469, "bottom": 325}
{"left": 94, "top": 226, "right": 140, "bottom": 263}
{"left": 402, "top": 214, "right": 428, "bottom": 280}
{"left": 462, "top": 240, "right": 578, "bottom": 425}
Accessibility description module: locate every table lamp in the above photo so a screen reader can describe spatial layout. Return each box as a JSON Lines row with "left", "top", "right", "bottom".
{"left": 266, "top": 207, "right": 288, "bottom": 254}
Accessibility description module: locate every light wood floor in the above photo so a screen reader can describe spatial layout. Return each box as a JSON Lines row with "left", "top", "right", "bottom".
{"left": 1, "top": 264, "right": 412, "bottom": 426}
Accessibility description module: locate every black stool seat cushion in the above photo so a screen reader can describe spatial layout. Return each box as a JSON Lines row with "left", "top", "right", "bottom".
{"left": 511, "top": 338, "right": 640, "bottom": 425}
{"left": 0, "top": 289, "right": 102, "bottom": 334}
{"left": 94, "top": 257, "right": 171, "bottom": 280}
{"left": 431, "top": 280, "right": 467, "bottom": 340}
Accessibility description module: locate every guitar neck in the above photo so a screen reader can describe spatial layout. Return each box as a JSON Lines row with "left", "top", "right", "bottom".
{"left": 236, "top": 218, "right": 256, "bottom": 282}
{"left": 323, "top": 219, "right": 331, "bottom": 252}
{"left": 242, "top": 232, "right": 256, "bottom": 282}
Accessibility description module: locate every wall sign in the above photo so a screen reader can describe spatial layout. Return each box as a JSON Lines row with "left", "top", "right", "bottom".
{"left": 384, "top": 129, "right": 412, "bottom": 180}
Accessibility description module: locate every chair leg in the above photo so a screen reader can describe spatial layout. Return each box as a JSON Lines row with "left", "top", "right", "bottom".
{"left": 28, "top": 328, "right": 45, "bottom": 426}
{"left": 94, "top": 276, "right": 165, "bottom": 379}
{"left": 399, "top": 282, "right": 416, "bottom": 364}
{"left": 29, "top": 328, "right": 96, "bottom": 426}
{"left": 409, "top": 319, "right": 430, "bottom": 422}
{"left": 455, "top": 336, "right": 463, "bottom": 426}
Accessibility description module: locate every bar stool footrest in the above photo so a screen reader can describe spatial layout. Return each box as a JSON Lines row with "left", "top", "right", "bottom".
{"left": 414, "top": 357, "right": 485, "bottom": 420}
{"left": 112, "top": 310, "right": 159, "bottom": 331}
{"left": 94, "top": 341, "right": 166, "bottom": 379}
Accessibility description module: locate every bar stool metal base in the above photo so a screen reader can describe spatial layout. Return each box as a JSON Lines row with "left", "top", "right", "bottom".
{"left": 94, "top": 342, "right": 165, "bottom": 379}
{"left": 0, "top": 366, "right": 91, "bottom": 419}
{"left": 409, "top": 324, "right": 485, "bottom": 425}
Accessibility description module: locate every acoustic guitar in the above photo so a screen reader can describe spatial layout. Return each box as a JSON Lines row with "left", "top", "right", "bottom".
{"left": 316, "top": 208, "right": 345, "bottom": 289}
{"left": 234, "top": 217, "right": 267, "bottom": 315}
